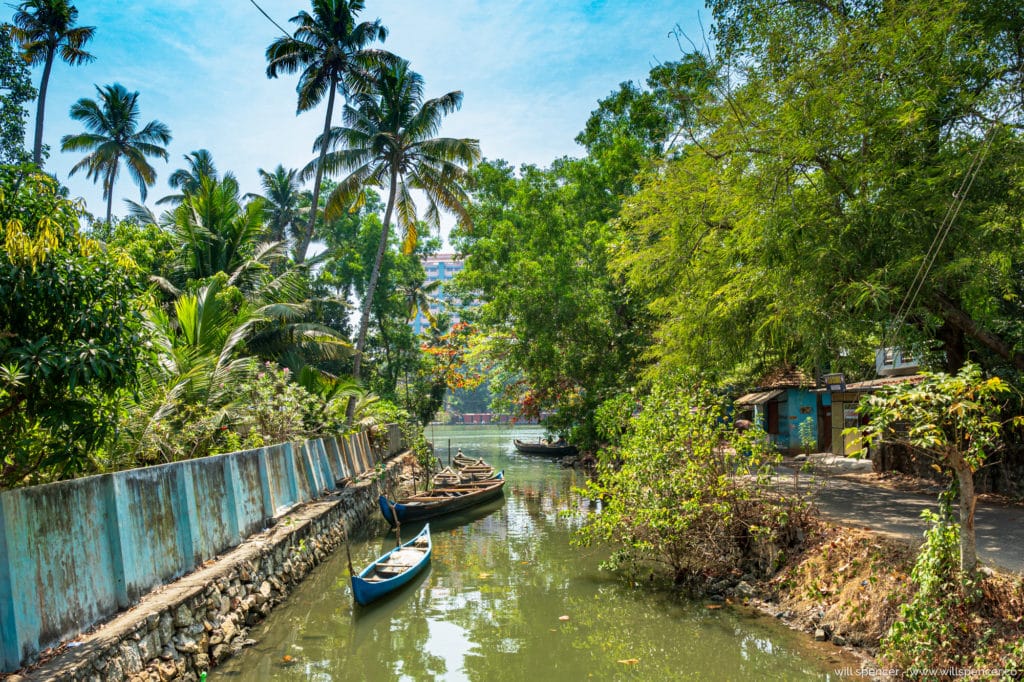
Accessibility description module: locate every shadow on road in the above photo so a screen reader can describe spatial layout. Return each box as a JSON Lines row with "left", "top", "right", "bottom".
{"left": 771, "top": 468, "right": 1024, "bottom": 573}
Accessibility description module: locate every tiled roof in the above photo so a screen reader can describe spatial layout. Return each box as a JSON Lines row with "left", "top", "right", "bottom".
{"left": 757, "top": 365, "right": 813, "bottom": 389}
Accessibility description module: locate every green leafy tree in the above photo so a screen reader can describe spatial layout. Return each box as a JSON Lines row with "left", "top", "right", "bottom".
{"left": 265, "top": 0, "right": 388, "bottom": 264}
{"left": 577, "top": 53, "right": 719, "bottom": 195}
{"left": 61, "top": 83, "right": 172, "bottom": 224}
{"left": 316, "top": 58, "right": 479, "bottom": 419}
{"left": 858, "top": 364, "right": 1015, "bottom": 574}
{"left": 615, "top": 0, "right": 1024, "bottom": 386}
{"left": 87, "top": 217, "right": 178, "bottom": 285}
{"left": 0, "top": 165, "right": 144, "bottom": 487}
{"left": 9, "top": 0, "right": 94, "bottom": 166}
{"left": 452, "top": 158, "right": 650, "bottom": 446}
{"left": 0, "top": 25, "right": 35, "bottom": 164}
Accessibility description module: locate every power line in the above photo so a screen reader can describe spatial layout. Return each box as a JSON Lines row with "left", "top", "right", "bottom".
{"left": 248, "top": 0, "right": 291, "bottom": 38}
{"left": 885, "top": 122, "right": 998, "bottom": 347}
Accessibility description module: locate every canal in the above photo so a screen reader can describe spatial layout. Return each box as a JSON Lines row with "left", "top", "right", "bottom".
{"left": 213, "top": 425, "right": 851, "bottom": 680}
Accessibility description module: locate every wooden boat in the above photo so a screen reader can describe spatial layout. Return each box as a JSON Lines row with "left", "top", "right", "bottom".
{"left": 431, "top": 466, "right": 468, "bottom": 487}
{"left": 453, "top": 457, "right": 496, "bottom": 481}
{"left": 433, "top": 455, "right": 498, "bottom": 487}
{"left": 351, "top": 524, "right": 432, "bottom": 606}
{"left": 379, "top": 474, "right": 505, "bottom": 526}
{"left": 513, "top": 438, "right": 578, "bottom": 456}
{"left": 453, "top": 452, "right": 477, "bottom": 468}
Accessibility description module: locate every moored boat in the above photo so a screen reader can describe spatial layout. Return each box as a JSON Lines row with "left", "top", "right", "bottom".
{"left": 513, "top": 438, "right": 578, "bottom": 456}
{"left": 379, "top": 474, "right": 505, "bottom": 526}
{"left": 351, "top": 524, "right": 432, "bottom": 606}
{"left": 432, "top": 459, "right": 497, "bottom": 487}
{"left": 454, "top": 457, "right": 496, "bottom": 480}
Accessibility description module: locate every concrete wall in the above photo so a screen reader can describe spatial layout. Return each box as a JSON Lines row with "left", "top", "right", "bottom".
{"left": 22, "top": 455, "right": 407, "bottom": 682}
{"left": 0, "top": 428, "right": 404, "bottom": 672}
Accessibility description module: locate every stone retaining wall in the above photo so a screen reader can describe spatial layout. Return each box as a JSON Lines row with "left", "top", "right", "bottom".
{"left": 14, "top": 454, "right": 410, "bottom": 682}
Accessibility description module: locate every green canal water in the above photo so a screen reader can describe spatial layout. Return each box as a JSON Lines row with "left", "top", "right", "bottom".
{"left": 212, "top": 425, "right": 853, "bottom": 681}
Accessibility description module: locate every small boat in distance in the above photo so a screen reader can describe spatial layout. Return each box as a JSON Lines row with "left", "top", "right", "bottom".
{"left": 432, "top": 460, "right": 498, "bottom": 487}
{"left": 379, "top": 474, "right": 505, "bottom": 526}
{"left": 452, "top": 449, "right": 477, "bottom": 468}
{"left": 351, "top": 524, "right": 432, "bottom": 606}
{"left": 513, "top": 438, "right": 578, "bottom": 457}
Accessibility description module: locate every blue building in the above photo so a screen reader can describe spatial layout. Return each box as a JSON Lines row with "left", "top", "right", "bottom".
{"left": 736, "top": 366, "right": 831, "bottom": 454}
{"left": 411, "top": 254, "right": 466, "bottom": 335}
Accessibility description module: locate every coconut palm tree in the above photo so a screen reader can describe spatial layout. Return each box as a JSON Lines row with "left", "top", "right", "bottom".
{"left": 311, "top": 58, "right": 479, "bottom": 418}
{"left": 265, "top": 0, "right": 388, "bottom": 264}
{"left": 168, "top": 174, "right": 271, "bottom": 286}
{"left": 400, "top": 276, "right": 442, "bottom": 328}
{"left": 156, "top": 149, "right": 220, "bottom": 206}
{"left": 60, "top": 83, "right": 171, "bottom": 224}
{"left": 10, "top": 0, "right": 95, "bottom": 166}
{"left": 246, "top": 165, "right": 305, "bottom": 247}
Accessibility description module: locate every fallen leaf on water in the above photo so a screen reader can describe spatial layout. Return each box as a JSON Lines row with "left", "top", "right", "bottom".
{"left": 520, "top": 561, "right": 530, "bottom": 565}
{"left": 558, "top": 615, "right": 570, "bottom": 621}
{"left": 706, "top": 604, "right": 723, "bottom": 610}
{"left": 617, "top": 658, "right": 640, "bottom": 665}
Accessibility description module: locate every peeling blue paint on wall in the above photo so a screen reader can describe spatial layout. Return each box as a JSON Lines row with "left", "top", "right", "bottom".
{"left": 0, "top": 429, "right": 400, "bottom": 672}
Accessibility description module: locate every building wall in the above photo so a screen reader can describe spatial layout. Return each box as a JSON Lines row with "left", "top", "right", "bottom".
{"left": 412, "top": 253, "right": 471, "bottom": 334}
{"left": 0, "top": 429, "right": 403, "bottom": 672}
{"left": 782, "top": 389, "right": 821, "bottom": 453}
{"left": 830, "top": 392, "right": 869, "bottom": 457}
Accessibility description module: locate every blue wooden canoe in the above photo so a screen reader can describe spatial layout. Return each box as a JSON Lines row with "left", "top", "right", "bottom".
{"left": 351, "top": 524, "right": 432, "bottom": 606}
{"left": 379, "top": 472, "right": 505, "bottom": 526}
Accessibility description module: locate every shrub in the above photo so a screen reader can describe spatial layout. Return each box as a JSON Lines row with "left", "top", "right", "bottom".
{"left": 574, "top": 376, "right": 810, "bottom": 589}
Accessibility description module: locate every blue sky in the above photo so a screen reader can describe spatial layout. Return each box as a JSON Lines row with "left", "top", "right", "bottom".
{"left": 6, "top": 0, "right": 708, "bottom": 224}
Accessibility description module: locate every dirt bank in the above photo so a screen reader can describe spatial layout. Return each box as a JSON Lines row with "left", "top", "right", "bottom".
{"left": 748, "top": 521, "right": 1024, "bottom": 678}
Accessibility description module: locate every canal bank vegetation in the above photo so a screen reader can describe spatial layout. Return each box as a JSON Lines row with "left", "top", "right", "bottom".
{"left": 572, "top": 375, "right": 1024, "bottom": 677}
{"left": 574, "top": 379, "right": 814, "bottom": 589}
{"left": 765, "top": 518, "right": 1024, "bottom": 677}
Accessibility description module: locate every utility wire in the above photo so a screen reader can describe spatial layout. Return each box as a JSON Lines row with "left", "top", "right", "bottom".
{"left": 885, "top": 122, "right": 998, "bottom": 347}
{"left": 248, "top": 0, "right": 291, "bottom": 38}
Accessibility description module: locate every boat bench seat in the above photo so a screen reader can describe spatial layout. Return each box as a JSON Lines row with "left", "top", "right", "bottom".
{"left": 373, "top": 548, "right": 424, "bottom": 575}
{"left": 374, "top": 564, "right": 411, "bottom": 577}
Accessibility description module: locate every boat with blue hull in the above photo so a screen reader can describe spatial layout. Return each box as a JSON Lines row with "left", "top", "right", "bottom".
{"left": 379, "top": 473, "right": 505, "bottom": 526}
{"left": 351, "top": 524, "right": 432, "bottom": 606}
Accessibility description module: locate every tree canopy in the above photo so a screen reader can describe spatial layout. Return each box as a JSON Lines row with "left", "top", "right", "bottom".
{"left": 0, "top": 165, "right": 144, "bottom": 486}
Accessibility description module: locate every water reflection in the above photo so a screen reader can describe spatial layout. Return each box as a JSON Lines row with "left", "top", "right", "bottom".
{"left": 213, "top": 425, "right": 848, "bottom": 681}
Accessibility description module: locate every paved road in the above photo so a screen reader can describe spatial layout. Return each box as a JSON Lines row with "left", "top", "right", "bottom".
{"left": 774, "top": 465, "right": 1024, "bottom": 573}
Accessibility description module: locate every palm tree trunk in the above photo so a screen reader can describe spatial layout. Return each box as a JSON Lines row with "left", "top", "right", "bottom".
{"left": 32, "top": 49, "right": 55, "bottom": 166}
{"left": 296, "top": 77, "right": 337, "bottom": 265}
{"left": 346, "top": 168, "right": 399, "bottom": 422}
{"left": 104, "top": 166, "right": 115, "bottom": 225}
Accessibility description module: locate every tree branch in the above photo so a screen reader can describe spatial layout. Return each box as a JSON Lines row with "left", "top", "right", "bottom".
{"left": 932, "top": 291, "right": 1024, "bottom": 370}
